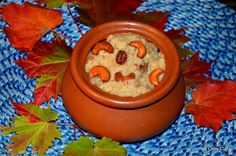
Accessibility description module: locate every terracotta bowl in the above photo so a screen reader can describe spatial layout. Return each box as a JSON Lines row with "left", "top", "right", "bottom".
{"left": 62, "top": 21, "right": 185, "bottom": 142}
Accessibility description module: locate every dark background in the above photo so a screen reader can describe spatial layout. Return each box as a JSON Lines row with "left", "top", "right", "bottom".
{"left": 219, "top": 0, "right": 236, "bottom": 10}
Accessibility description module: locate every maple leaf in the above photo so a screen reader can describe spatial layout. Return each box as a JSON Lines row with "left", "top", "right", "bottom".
{"left": 131, "top": 11, "right": 169, "bottom": 32}
{"left": 75, "top": 0, "right": 172, "bottom": 33}
{"left": 76, "top": 0, "right": 143, "bottom": 26}
{"left": 95, "top": 137, "right": 127, "bottom": 156}
{"left": 16, "top": 37, "right": 71, "bottom": 105}
{"left": 185, "top": 80, "right": 236, "bottom": 132}
{"left": 35, "top": 0, "right": 78, "bottom": 8}
{"left": 75, "top": 0, "right": 171, "bottom": 31}
{"left": 0, "top": 105, "right": 61, "bottom": 156}
{"left": 62, "top": 136, "right": 127, "bottom": 156}
{"left": 75, "top": 0, "right": 193, "bottom": 59}
{"left": 182, "top": 53, "right": 213, "bottom": 89}
{"left": 1, "top": 2, "right": 63, "bottom": 51}
{"left": 11, "top": 101, "right": 41, "bottom": 123}
{"left": 33, "top": 72, "right": 65, "bottom": 104}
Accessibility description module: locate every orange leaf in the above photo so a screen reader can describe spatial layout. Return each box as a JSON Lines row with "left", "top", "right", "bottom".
{"left": 185, "top": 80, "right": 236, "bottom": 132}
{"left": 2, "top": 2, "right": 63, "bottom": 51}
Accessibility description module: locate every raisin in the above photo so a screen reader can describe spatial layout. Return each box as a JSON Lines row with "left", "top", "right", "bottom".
{"left": 139, "top": 63, "right": 148, "bottom": 72}
{"left": 115, "top": 72, "right": 135, "bottom": 82}
{"left": 116, "top": 50, "right": 127, "bottom": 65}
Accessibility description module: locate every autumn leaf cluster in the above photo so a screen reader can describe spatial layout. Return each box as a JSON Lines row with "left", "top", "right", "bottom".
{"left": 1, "top": 0, "right": 236, "bottom": 155}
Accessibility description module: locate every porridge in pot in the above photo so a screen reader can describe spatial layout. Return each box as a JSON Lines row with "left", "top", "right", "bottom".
{"left": 85, "top": 33, "right": 166, "bottom": 97}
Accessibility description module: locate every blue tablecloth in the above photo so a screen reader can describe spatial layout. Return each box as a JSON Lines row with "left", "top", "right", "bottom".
{"left": 0, "top": 0, "right": 236, "bottom": 155}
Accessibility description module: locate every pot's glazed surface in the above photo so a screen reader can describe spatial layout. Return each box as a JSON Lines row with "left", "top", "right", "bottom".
{"left": 62, "top": 21, "right": 185, "bottom": 142}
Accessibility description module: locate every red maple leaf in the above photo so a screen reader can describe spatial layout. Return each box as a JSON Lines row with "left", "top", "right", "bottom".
{"left": 185, "top": 80, "right": 236, "bottom": 132}
{"left": 131, "top": 11, "right": 169, "bottom": 32}
{"left": 75, "top": 0, "right": 193, "bottom": 60}
{"left": 11, "top": 101, "right": 42, "bottom": 123}
{"left": 76, "top": 0, "right": 144, "bottom": 26}
{"left": 75, "top": 0, "right": 171, "bottom": 32}
{"left": 33, "top": 71, "right": 65, "bottom": 105}
{"left": 16, "top": 38, "right": 71, "bottom": 77}
{"left": 16, "top": 37, "right": 72, "bottom": 105}
{"left": 182, "top": 53, "right": 213, "bottom": 89}
{"left": 1, "top": 2, "right": 63, "bottom": 51}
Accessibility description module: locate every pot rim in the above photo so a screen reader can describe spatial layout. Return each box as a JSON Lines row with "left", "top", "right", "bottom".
{"left": 70, "top": 20, "right": 180, "bottom": 109}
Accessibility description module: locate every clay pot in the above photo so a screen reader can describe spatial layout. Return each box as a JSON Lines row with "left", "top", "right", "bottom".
{"left": 62, "top": 21, "right": 185, "bottom": 142}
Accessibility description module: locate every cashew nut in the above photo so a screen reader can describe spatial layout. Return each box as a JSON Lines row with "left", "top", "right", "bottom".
{"left": 115, "top": 72, "right": 135, "bottom": 82}
{"left": 89, "top": 66, "right": 110, "bottom": 82}
{"left": 149, "top": 68, "right": 164, "bottom": 86}
{"left": 92, "top": 41, "right": 114, "bottom": 55}
{"left": 129, "top": 41, "right": 146, "bottom": 58}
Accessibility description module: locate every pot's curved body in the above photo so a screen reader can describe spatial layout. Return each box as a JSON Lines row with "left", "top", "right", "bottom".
{"left": 62, "top": 68, "right": 185, "bottom": 142}
{"left": 62, "top": 21, "right": 185, "bottom": 142}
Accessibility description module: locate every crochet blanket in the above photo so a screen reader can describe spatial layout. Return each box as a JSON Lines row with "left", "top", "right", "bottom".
{"left": 0, "top": 0, "right": 235, "bottom": 155}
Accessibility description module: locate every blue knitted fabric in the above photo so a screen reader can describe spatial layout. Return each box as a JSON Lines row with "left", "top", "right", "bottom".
{"left": 0, "top": 0, "right": 236, "bottom": 155}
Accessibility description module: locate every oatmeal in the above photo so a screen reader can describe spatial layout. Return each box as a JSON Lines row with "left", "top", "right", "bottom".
{"left": 85, "top": 33, "right": 166, "bottom": 97}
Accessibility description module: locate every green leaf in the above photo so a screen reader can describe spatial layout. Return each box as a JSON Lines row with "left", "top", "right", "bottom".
{"left": 177, "top": 47, "right": 194, "bottom": 60}
{"left": 62, "top": 137, "right": 127, "bottom": 156}
{"left": 35, "top": 0, "right": 78, "bottom": 8}
{"left": 62, "top": 136, "right": 94, "bottom": 156}
{"left": 95, "top": 137, "right": 127, "bottom": 156}
{"left": 0, "top": 106, "right": 61, "bottom": 156}
{"left": 46, "top": 0, "right": 65, "bottom": 8}
{"left": 22, "top": 104, "right": 58, "bottom": 122}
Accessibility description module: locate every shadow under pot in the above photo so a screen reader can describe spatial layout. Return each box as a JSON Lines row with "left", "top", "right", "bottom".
{"left": 62, "top": 21, "right": 185, "bottom": 142}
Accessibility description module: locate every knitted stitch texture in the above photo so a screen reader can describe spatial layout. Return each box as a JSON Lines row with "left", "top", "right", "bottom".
{"left": 0, "top": 0, "right": 236, "bottom": 155}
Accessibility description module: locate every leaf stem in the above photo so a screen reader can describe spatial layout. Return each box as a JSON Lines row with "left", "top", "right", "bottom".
{"left": 51, "top": 30, "right": 75, "bottom": 44}
{"left": 74, "top": 124, "right": 87, "bottom": 137}
{"left": 55, "top": 122, "right": 87, "bottom": 137}
{"left": 73, "top": 126, "right": 77, "bottom": 141}
{"left": 55, "top": 122, "right": 74, "bottom": 126}
{"left": 67, "top": 5, "right": 84, "bottom": 36}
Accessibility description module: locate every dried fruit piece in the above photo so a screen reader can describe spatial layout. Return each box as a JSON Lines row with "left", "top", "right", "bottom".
{"left": 116, "top": 50, "right": 128, "bottom": 65}
{"left": 115, "top": 72, "right": 135, "bottom": 82}
{"left": 139, "top": 63, "right": 148, "bottom": 72}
